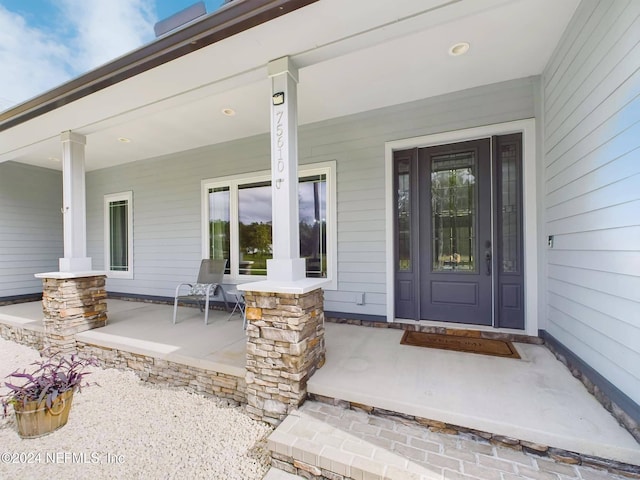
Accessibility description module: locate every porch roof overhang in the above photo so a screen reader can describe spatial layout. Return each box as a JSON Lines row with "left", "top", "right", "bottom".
{"left": 0, "top": 0, "right": 580, "bottom": 172}
{"left": 0, "top": 0, "right": 319, "bottom": 133}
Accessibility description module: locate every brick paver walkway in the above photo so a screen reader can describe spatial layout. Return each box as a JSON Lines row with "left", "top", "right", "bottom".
{"left": 268, "top": 401, "right": 632, "bottom": 480}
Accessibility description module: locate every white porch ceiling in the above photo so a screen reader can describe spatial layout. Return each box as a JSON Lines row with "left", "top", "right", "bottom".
{"left": 0, "top": 0, "right": 580, "bottom": 172}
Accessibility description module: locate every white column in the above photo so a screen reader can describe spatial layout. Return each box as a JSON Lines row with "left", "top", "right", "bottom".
{"left": 59, "top": 131, "right": 92, "bottom": 272}
{"left": 266, "top": 57, "right": 305, "bottom": 282}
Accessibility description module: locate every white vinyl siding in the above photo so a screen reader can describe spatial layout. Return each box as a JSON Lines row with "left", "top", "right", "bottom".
{"left": 0, "top": 162, "right": 62, "bottom": 297}
{"left": 542, "top": 0, "right": 640, "bottom": 405}
{"left": 86, "top": 76, "right": 536, "bottom": 316}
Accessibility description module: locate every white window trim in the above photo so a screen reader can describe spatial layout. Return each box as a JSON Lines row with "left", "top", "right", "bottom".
{"left": 384, "top": 119, "right": 538, "bottom": 336}
{"left": 201, "top": 161, "right": 337, "bottom": 290}
{"left": 104, "top": 191, "right": 133, "bottom": 279}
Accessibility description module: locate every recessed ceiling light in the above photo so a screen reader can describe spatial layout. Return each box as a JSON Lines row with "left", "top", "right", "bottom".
{"left": 118, "top": 137, "right": 131, "bottom": 143}
{"left": 48, "top": 157, "right": 60, "bottom": 162}
{"left": 221, "top": 108, "right": 236, "bottom": 116}
{"left": 449, "top": 42, "right": 470, "bottom": 56}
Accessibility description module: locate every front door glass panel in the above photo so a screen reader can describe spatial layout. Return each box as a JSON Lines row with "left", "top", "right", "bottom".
{"left": 430, "top": 152, "right": 476, "bottom": 273}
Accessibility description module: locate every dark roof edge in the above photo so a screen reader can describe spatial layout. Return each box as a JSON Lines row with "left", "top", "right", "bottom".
{"left": 0, "top": 0, "right": 318, "bottom": 133}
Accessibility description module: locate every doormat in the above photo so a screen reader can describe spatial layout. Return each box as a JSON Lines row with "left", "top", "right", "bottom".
{"left": 400, "top": 331, "right": 521, "bottom": 359}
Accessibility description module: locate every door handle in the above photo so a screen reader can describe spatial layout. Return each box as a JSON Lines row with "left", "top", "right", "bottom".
{"left": 484, "top": 241, "right": 492, "bottom": 276}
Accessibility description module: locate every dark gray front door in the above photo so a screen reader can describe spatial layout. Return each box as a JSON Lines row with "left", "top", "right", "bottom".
{"left": 419, "top": 139, "right": 492, "bottom": 325}
{"left": 393, "top": 135, "right": 524, "bottom": 328}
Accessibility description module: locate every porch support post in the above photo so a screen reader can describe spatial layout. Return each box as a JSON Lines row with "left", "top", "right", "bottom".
{"left": 59, "top": 130, "right": 92, "bottom": 272}
{"left": 33, "top": 130, "right": 106, "bottom": 357}
{"left": 239, "top": 57, "right": 327, "bottom": 426}
{"left": 266, "top": 56, "right": 305, "bottom": 282}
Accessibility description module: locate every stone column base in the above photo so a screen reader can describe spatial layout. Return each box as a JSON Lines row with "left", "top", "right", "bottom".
{"left": 244, "top": 288, "right": 325, "bottom": 425}
{"left": 38, "top": 273, "right": 107, "bottom": 357}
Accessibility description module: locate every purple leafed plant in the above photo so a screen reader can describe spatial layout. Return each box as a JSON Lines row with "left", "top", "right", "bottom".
{"left": 1, "top": 352, "right": 99, "bottom": 417}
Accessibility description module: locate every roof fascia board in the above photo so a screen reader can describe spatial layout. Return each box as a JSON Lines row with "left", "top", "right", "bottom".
{"left": 0, "top": 0, "right": 318, "bottom": 133}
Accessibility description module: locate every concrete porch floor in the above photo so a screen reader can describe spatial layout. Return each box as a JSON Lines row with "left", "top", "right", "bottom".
{"left": 309, "top": 323, "right": 640, "bottom": 466}
{"left": 0, "top": 300, "right": 638, "bottom": 467}
{"left": 0, "top": 299, "right": 247, "bottom": 377}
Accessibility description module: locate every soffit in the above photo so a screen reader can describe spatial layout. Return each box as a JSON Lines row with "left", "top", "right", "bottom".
{"left": 0, "top": 0, "right": 580, "bottom": 171}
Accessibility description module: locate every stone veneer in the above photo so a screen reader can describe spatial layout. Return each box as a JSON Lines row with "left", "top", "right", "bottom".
{"left": 0, "top": 319, "right": 245, "bottom": 405}
{"left": 544, "top": 339, "right": 640, "bottom": 445}
{"left": 40, "top": 275, "right": 107, "bottom": 356}
{"left": 76, "top": 342, "right": 246, "bottom": 405}
{"left": 0, "top": 323, "right": 44, "bottom": 351}
{"left": 244, "top": 288, "right": 325, "bottom": 425}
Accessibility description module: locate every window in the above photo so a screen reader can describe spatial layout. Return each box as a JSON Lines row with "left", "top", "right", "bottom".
{"left": 202, "top": 162, "right": 336, "bottom": 288}
{"left": 238, "top": 181, "right": 272, "bottom": 276}
{"left": 104, "top": 191, "right": 133, "bottom": 279}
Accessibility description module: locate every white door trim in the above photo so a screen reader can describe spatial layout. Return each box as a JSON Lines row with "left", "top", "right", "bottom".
{"left": 384, "top": 119, "right": 538, "bottom": 336}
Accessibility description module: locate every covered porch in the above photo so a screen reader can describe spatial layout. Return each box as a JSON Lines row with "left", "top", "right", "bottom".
{"left": 0, "top": 299, "right": 638, "bottom": 469}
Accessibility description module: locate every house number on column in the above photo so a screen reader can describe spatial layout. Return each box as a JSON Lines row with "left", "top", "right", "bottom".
{"left": 275, "top": 109, "right": 285, "bottom": 189}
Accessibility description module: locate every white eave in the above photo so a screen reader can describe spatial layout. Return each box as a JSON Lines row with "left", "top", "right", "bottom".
{"left": 0, "top": 0, "right": 580, "bottom": 172}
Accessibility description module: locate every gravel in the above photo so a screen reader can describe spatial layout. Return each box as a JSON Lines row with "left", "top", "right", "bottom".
{"left": 0, "top": 338, "right": 273, "bottom": 479}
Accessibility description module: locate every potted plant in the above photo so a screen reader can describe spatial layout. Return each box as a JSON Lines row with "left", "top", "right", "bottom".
{"left": 1, "top": 352, "right": 98, "bottom": 438}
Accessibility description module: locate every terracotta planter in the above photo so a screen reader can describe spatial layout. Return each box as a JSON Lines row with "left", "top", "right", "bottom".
{"left": 12, "top": 390, "right": 74, "bottom": 438}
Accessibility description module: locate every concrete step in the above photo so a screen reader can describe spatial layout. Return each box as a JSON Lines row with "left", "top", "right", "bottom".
{"left": 266, "top": 401, "right": 635, "bottom": 480}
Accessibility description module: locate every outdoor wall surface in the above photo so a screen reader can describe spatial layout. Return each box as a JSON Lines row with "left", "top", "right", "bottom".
{"left": 542, "top": 0, "right": 640, "bottom": 405}
{"left": 86, "top": 76, "right": 536, "bottom": 318}
{"left": 0, "top": 162, "right": 62, "bottom": 298}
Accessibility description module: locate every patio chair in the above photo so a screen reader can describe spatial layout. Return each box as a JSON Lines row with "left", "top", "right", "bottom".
{"left": 224, "top": 286, "right": 246, "bottom": 329}
{"left": 173, "top": 259, "right": 229, "bottom": 325}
